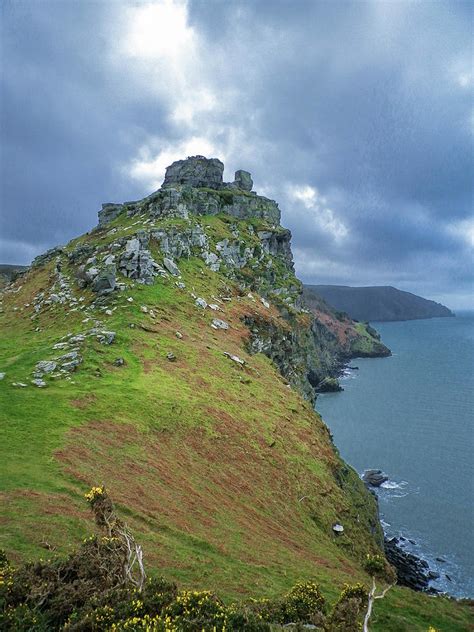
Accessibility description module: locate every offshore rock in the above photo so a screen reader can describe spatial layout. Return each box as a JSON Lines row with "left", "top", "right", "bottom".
{"left": 363, "top": 469, "right": 389, "bottom": 487}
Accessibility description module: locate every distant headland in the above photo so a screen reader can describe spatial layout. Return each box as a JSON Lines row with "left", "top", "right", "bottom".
{"left": 304, "top": 285, "right": 454, "bottom": 322}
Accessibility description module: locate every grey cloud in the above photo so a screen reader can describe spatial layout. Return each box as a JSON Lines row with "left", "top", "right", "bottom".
{"left": 0, "top": 0, "right": 472, "bottom": 308}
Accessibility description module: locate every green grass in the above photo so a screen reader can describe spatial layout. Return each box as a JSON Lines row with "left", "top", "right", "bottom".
{"left": 0, "top": 216, "right": 472, "bottom": 630}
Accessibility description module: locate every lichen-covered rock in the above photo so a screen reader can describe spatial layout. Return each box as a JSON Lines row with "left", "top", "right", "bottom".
{"left": 233, "top": 169, "right": 253, "bottom": 191}
{"left": 92, "top": 265, "right": 116, "bottom": 295}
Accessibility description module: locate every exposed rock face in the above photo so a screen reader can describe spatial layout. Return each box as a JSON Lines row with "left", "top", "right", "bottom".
{"left": 362, "top": 469, "right": 389, "bottom": 487}
{"left": 384, "top": 537, "right": 431, "bottom": 591}
{"left": 18, "top": 155, "right": 388, "bottom": 406}
{"left": 162, "top": 156, "right": 225, "bottom": 189}
{"left": 98, "top": 156, "right": 279, "bottom": 227}
{"left": 233, "top": 169, "right": 253, "bottom": 191}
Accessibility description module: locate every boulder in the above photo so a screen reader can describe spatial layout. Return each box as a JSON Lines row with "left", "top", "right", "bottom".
{"left": 211, "top": 318, "right": 229, "bottom": 330}
{"left": 362, "top": 469, "right": 389, "bottom": 487}
{"left": 163, "top": 258, "right": 181, "bottom": 276}
{"left": 92, "top": 266, "right": 116, "bottom": 295}
{"left": 317, "top": 376, "right": 342, "bottom": 392}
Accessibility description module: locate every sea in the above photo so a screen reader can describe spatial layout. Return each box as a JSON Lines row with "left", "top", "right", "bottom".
{"left": 315, "top": 312, "right": 474, "bottom": 598}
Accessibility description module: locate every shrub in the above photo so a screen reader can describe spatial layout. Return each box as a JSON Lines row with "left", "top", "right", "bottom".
{"left": 326, "top": 583, "right": 368, "bottom": 632}
{"left": 280, "top": 581, "right": 326, "bottom": 624}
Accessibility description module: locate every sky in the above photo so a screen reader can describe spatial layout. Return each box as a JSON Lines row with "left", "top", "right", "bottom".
{"left": 0, "top": 0, "right": 472, "bottom": 308}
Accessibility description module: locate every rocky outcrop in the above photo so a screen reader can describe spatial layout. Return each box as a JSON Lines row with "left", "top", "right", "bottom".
{"left": 384, "top": 537, "right": 431, "bottom": 592}
{"left": 362, "top": 469, "right": 389, "bottom": 487}
{"left": 162, "top": 156, "right": 225, "bottom": 189}
{"left": 98, "top": 157, "right": 280, "bottom": 227}
{"left": 26, "top": 156, "right": 388, "bottom": 405}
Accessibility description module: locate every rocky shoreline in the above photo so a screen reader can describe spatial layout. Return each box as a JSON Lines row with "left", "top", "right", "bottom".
{"left": 362, "top": 471, "right": 444, "bottom": 595}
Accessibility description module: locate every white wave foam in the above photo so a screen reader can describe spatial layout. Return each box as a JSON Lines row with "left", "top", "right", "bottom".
{"left": 381, "top": 480, "right": 408, "bottom": 490}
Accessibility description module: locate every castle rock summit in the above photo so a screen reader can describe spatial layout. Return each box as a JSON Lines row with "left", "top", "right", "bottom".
{"left": 99, "top": 156, "right": 278, "bottom": 227}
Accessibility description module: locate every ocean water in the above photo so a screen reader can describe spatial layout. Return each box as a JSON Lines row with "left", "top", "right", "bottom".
{"left": 315, "top": 313, "right": 474, "bottom": 598}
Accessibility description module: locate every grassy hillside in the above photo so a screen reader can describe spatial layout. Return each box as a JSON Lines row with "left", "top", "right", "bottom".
{"left": 0, "top": 190, "right": 471, "bottom": 629}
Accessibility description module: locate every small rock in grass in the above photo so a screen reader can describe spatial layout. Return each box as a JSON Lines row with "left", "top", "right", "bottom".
{"left": 211, "top": 318, "right": 229, "bottom": 330}
{"left": 175, "top": 331, "right": 183, "bottom": 339}
{"left": 175, "top": 282, "right": 186, "bottom": 289}
{"left": 260, "top": 297, "right": 270, "bottom": 308}
{"left": 208, "top": 303, "right": 220, "bottom": 311}
{"left": 166, "top": 352, "right": 176, "bottom": 362}
{"left": 332, "top": 523, "right": 344, "bottom": 535}
{"left": 12, "top": 382, "right": 28, "bottom": 387}
{"left": 195, "top": 298, "right": 207, "bottom": 309}
{"left": 113, "top": 357, "right": 125, "bottom": 366}
{"left": 127, "top": 297, "right": 134, "bottom": 303}
{"left": 140, "top": 305, "right": 148, "bottom": 313}
{"left": 97, "top": 331, "right": 116, "bottom": 345}
{"left": 223, "top": 352, "right": 245, "bottom": 365}
{"left": 31, "top": 379, "right": 47, "bottom": 388}
{"left": 163, "top": 258, "right": 181, "bottom": 276}
{"left": 0, "top": 372, "right": 5, "bottom": 380}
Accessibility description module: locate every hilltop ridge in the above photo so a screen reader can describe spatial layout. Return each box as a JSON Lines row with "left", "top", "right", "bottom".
{"left": 306, "top": 284, "right": 454, "bottom": 322}
{"left": 0, "top": 157, "right": 470, "bottom": 630}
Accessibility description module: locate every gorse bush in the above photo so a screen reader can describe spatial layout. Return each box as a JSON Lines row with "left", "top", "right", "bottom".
{"left": 279, "top": 581, "right": 326, "bottom": 624}
{"left": 0, "top": 487, "right": 391, "bottom": 631}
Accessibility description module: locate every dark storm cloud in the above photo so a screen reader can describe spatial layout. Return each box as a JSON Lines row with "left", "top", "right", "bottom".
{"left": 1, "top": 0, "right": 472, "bottom": 307}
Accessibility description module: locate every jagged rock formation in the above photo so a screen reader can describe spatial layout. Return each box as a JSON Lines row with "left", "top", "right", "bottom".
{"left": 24, "top": 158, "right": 389, "bottom": 400}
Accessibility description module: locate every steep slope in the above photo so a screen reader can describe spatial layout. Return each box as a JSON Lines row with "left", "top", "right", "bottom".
{"left": 0, "top": 157, "right": 470, "bottom": 630}
{"left": 307, "top": 284, "right": 454, "bottom": 322}
{"left": 302, "top": 287, "right": 390, "bottom": 362}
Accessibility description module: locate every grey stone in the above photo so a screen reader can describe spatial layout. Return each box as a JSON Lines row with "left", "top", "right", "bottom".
{"left": 223, "top": 352, "right": 245, "bottom": 365}
{"left": 163, "top": 257, "right": 181, "bottom": 276}
{"left": 35, "top": 360, "right": 57, "bottom": 374}
{"left": 195, "top": 298, "right": 207, "bottom": 309}
{"left": 97, "top": 331, "right": 116, "bottom": 345}
{"left": 113, "top": 357, "right": 125, "bottom": 366}
{"left": 31, "top": 378, "right": 47, "bottom": 388}
{"left": 332, "top": 523, "right": 344, "bottom": 534}
{"left": 211, "top": 318, "right": 229, "bottom": 330}
{"left": 0, "top": 372, "right": 5, "bottom": 380}
{"left": 362, "top": 469, "right": 389, "bottom": 487}
{"left": 92, "top": 265, "right": 116, "bottom": 295}
{"left": 233, "top": 169, "right": 253, "bottom": 191}
{"left": 166, "top": 352, "right": 176, "bottom": 362}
